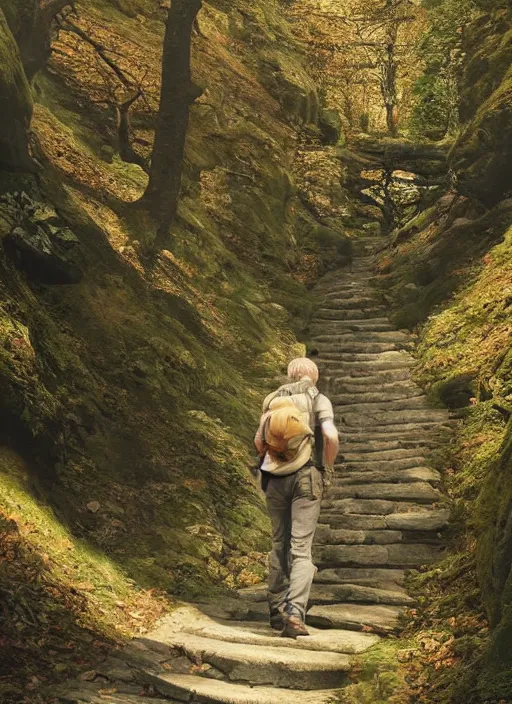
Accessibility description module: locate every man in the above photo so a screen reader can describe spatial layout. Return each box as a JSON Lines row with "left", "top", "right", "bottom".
{"left": 254, "top": 357, "right": 339, "bottom": 638}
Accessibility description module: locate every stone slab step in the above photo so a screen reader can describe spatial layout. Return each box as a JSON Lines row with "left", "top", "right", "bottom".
{"left": 309, "top": 583, "right": 414, "bottom": 606}
{"left": 385, "top": 509, "right": 451, "bottom": 531}
{"left": 340, "top": 399, "right": 449, "bottom": 415}
{"left": 319, "top": 498, "right": 444, "bottom": 516}
{"left": 340, "top": 456, "right": 428, "bottom": 471}
{"left": 152, "top": 605, "right": 379, "bottom": 655}
{"left": 315, "top": 308, "right": 387, "bottom": 321}
{"left": 315, "top": 567, "right": 405, "bottom": 588}
{"left": 318, "top": 368, "right": 411, "bottom": 383}
{"left": 330, "top": 387, "right": 421, "bottom": 403}
{"left": 325, "top": 482, "right": 442, "bottom": 503}
{"left": 318, "top": 358, "right": 414, "bottom": 371}
{"left": 138, "top": 672, "right": 341, "bottom": 703}
{"left": 314, "top": 543, "right": 443, "bottom": 568}
{"left": 307, "top": 604, "right": 404, "bottom": 634}
{"left": 341, "top": 449, "right": 430, "bottom": 462}
{"left": 332, "top": 467, "right": 441, "bottom": 485}
{"left": 315, "top": 525, "right": 404, "bottom": 545}
{"left": 317, "top": 509, "right": 450, "bottom": 532}
{"left": 159, "top": 633, "right": 351, "bottom": 689}
{"left": 58, "top": 690, "right": 161, "bottom": 704}
{"left": 314, "top": 342, "right": 409, "bottom": 354}
{"left": 319, "top": 350, "right": 414, "bottom": 364}
{"left": 335, "top": 399, "right": 435, "bottom": 415}
{"left": 315, "top": 524, "right": 443, "bottom": 547}
{"left": 338, "top": 441, "right": 441, "bottom": 455}
{"left": 339, "top": 426, "right": 449, "bottom": 441}
{"left": 318, "top": 297, "right": 383, "bottom": 310}
{"left": 311, "top": 321, "right": 394, "bottom": 332}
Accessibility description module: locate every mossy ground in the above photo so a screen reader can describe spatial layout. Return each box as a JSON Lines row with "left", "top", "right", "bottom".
{"left": 0, "top": 447, "right": 169, "bottom": 703}
{"left": 0, "top": 0, "right": 352, "bottom": 700}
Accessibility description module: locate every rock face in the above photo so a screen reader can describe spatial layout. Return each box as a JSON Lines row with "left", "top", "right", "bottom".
{"left": 1, "top": 192, "right": 83, "bottom": 284}
{"left": 260, "top": 49, "right": 319, "bottom": 124}
{"left": 0, "top": 9, "right": 33, "bottom": 171}
{"left": 451, "top": 8, "right": 512, "bottom": 205}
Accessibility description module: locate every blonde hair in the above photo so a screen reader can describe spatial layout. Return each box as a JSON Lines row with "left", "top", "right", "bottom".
{"left": 287, "top": 358, "right": 319, "bottom": 384}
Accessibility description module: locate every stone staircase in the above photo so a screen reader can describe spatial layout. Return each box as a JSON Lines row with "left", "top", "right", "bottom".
{"left": 58, "top": 235, "right": 450, "bottom": 704}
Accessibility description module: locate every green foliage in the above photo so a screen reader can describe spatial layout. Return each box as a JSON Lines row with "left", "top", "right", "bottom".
{"left": 410, "top": 0, "right": 476, "bottom": 138}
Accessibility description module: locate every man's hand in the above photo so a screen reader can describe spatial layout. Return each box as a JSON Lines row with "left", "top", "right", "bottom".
{"left": 322, "top": 464, "right": 335, "bottom": 488}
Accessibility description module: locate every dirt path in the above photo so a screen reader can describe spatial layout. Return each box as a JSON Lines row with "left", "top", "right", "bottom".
{"left": 58, "top": 235, "right": 451, "bottom": 703}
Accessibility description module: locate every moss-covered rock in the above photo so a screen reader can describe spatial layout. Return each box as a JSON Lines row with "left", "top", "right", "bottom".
{"left": 451, "top": 10, "right": 512, "bottom": 205}
{"left": 319, "top": 108, "right": 342, "bottom": 144}
{"left": 0, "top": 9, "right": 33, "bottom": 171}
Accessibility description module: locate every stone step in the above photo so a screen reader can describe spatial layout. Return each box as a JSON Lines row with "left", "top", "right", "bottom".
{"left": 315, "top": 567, "right": 405, "bottom": 588}
{"left": 340, "top": 456, "right": 428, "bottom": 471}
{"left": 314, "top": 342, "right": 409, "bottom": 354}
{"left": 324, "top": 376, "right": 419, "bottom": 391}
{"left": 341, "top": 448, "right": 431, "bottom": 462}
{"left": 57, "top": 689, "right": 161, "bottom": 704}
{"left": 339, "top": 422, "right": 450, "bottom": 436}
{"left": 324, "top": 482, "right": 442, "bottom": 503}
{"left": 318, "top": 368, "right": 411, "bottom": 383}
{"left": 315, "top": 525, "right": 404, "bottom": 545}
{"left": 311, "top": 332, "right": 412, "bottom": 344}
{"left": 318, "top": 358, "right": 415, "bottom": 371}
{"left": 339, "top": 432, "right": 444, "bottom": 448}
{"left": 307, "top": 603, "right": 403, "bottom": 634}
{"left": 309, "top": 583, "right": 414, "bottom": 607}
{"left": 315, "top": 308, "right": 387, "bottom": 321}
{"left": 337, "top": 440, "right": 441, "bottom": 457}
{"left": 331, "top": 385, "right": 425, "bottom": 403}
{"left": 313, "top": 543, "right": 443, "bottom": 568}
{"left": 318, "top": 509, "right": 450, "bottom": 533}
{"left": 336, "top": 407, "right": 448, "bottom": 423}
{"left": 319, "top": 498, "right": 445, "bottom": 516}
{"left": 157, "top": 608, "right": 379, "bottom": 655}
{"left": 318, "top": 298, "right": 383, "bottom": 311}
{"left": 158, "top": 633, "right": 351, "bottom": 689}
{"left": 320, "top": 285, "right": 378, "bottom": 295}
{"left": 319, "top": 350, "right": 414, "bottom": 364}
{"left": 332, "top": 467, "right": 441, "bottom": 485}
{"left": 138, "top": 672, "right": 341, "bottom": 704}
{"left": 315, "top": 524, "right": 443, "bottom": 547}
{"left": 311, "top": 320, "right": 394, "bottom": 332}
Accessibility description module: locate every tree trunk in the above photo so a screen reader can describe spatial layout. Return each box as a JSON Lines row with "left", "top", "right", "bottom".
{"left": 381, "top": 0, "right": 399, "bottom": 137}
{"left": 381, "top": 40, "right": 398, "bottom": 136}
{"left": 141, "top": 0, "right": 203, "bottom": 247}
{"left": 2, "top": 0, "right": 72, "bottom": 81}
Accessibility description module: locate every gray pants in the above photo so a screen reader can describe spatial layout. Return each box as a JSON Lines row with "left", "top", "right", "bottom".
{"left": 265, "top": 465, "right": 323, "bottom": 621}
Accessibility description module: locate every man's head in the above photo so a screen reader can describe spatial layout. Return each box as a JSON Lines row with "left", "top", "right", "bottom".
{"left": 287, "top": 357, "right": 319, "bottom": 385}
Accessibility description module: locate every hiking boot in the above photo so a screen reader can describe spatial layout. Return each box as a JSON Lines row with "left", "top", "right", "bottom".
{"left": 281, "top": 614, "right": 309, "bottom": 639}
{"left": 269, "top": 607, "right": 284, "bottom": 631}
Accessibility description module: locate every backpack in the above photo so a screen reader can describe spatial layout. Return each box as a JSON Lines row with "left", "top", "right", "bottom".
{"left": 261, "top": 381, "right": 318, "bottom": 466}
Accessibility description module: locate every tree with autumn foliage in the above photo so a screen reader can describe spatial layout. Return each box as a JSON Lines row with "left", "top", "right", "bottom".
{"left": 289, "top": 0, "right": 427, "bottom": 135}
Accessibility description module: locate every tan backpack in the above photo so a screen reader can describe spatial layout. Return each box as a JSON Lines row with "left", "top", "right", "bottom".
{"left": 262, "top": 396, "right": 314, "bottom": 465}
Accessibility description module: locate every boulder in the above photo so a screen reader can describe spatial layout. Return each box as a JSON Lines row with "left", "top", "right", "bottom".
{"left": 1, "top": 192, "right": 83, "bottom": 284}
{"left": 450, "top": 9, "right": 512, "bottom": 205}
{"left": 0, "top": 9, "right": 34, "bottom": 171}
{"left": 319, "top": 109, "right": 342, "bottom": 145}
